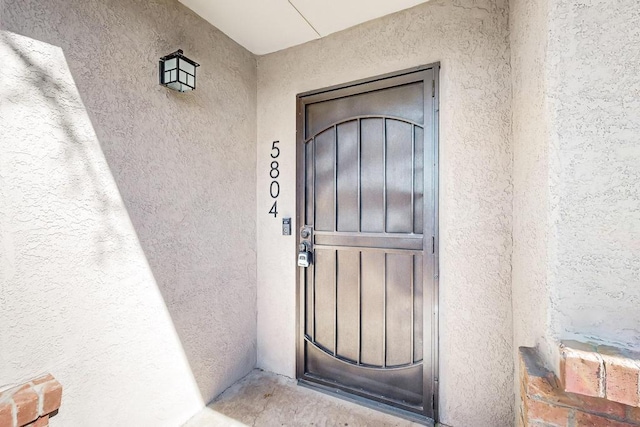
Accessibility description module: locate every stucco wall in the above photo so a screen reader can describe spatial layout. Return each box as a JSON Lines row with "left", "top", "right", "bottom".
{"left": 0, "top": 1, "right": 256, "bottom": 426}
{"left": 509, "top": 0, "right": 553, "bottom": 401}
{"left": 546, "top": 0, "right": 640, "bottom": 352}
{"left": 510, "top": 0, "right": 640, "bottom": 403}
{"left": 256, "top": 1, "right": 514, "bottom": 425}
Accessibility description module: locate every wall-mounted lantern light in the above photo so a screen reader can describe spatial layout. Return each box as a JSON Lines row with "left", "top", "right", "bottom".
{"left": 159, "top": 49, "right": 200, "bottom": 92}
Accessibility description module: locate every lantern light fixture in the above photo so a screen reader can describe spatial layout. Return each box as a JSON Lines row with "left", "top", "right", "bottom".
{"left": 159, "top": 49, "right": 200, "bottom": 93}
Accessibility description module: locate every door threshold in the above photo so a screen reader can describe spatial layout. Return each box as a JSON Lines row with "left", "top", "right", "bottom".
{"left": 297, "top": 378, "right": 434, "bottom": 426}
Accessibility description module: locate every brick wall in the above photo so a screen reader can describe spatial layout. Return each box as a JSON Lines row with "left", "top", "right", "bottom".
{"left": 520, "top": 346, "right": 640, "bottom": 426}
{"left": 561, "top": 341, "right": 640, "bottom": 407}
{"left": 0, "top": 375, "right": 62, "bottom": 427}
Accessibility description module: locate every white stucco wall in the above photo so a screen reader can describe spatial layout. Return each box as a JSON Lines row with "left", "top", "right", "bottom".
{"left": 256, "top": 1, "right": 514, "bottom": 425}
{"left": 546, "top": 0, "right": 640, "bottom": 352}
{"left": 510, "top": 0, "right": 640, "bottom": 395}
{"left": 509, "top": 0, "right": 553, "bottom": 391}
{"left": 0, "top": 0, "right": 256, "bottom": 425}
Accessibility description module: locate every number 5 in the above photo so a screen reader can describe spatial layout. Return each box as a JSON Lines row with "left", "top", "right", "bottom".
{"left": 271, "top": 140, "right": 280, "bottom": 158}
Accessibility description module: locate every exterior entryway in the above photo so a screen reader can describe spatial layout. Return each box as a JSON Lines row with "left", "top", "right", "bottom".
{"left": 296, "top": 66, "right": 439, "bottom": 422}
{"left": 184, "top": 370, "right": 426, "bottom": 427}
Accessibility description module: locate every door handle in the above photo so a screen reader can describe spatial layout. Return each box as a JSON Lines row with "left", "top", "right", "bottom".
{"left": 299, "top": 226, "right": 313, "bottom": 267}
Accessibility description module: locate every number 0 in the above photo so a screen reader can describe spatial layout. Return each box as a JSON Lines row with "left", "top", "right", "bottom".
{"left": 270, "top": 181, "right": 280, "bottom": 198}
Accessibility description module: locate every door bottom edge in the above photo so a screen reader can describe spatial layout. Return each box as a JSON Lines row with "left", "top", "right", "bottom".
{"left": 297, "top": 377, "right": 434, "bottom": 426}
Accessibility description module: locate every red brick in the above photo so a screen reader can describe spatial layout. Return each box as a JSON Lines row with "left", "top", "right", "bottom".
{"left": 575, "top": 411, "right": 635, "bottom": 427}
{"left": 604, "top": 356, "right": 640, "bottom": 407}
{"left": 526, "top": 399, "right": 571, "bottom": 426}
{"left": 627, "top": 405, "right": 640, "bottom": 423}
{"left": 521, "top": 382, "right": 529, "bottom": 407}
{"left": 10, "top": 385, "right": 30, "bottom": 395}
{"left": 13, "top": 388, "right": 39, "bottom": 426}
{"left": 26, "top": 415, "right": 49, "bottom": 427}
{"left": 30, "top": 375, "right": 54, "bottom": 387}
{"left": 40, "top": 382, "right": 62, "bottom": 415}
{"left": 562, "top": 346, "right": 604, "bottom": 398}
{"left": 520, "top": 346, "right": 640, "bottom": 425}
{"left": 0, "top": 402, "right": 13, "bottom": 427}
{"left": 552, "top": 390, "right": 627, "bottom": 419}
{"left": 529, "top": 373, "right": 559, "bottom": 399}
{"left": 521, "top": 347, "right": 559, "bottom": 398}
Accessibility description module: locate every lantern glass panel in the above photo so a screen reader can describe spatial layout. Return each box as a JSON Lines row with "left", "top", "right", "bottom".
{"left": 180, "top": 59, "right": 195, "bottom": 75}
{"left": 164, "top": 58, "right": 177, "bottom": 70}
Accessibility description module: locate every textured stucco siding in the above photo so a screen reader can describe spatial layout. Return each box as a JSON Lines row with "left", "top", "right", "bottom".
{"left": 256, "top": 1, "right": 514, "bottom": 426}
{"left": 509, "top": 0, "right": 553, "bottom": 407}
{"left": 0, "top": 1, "right": 257, "bottom": 426}
{"left": 546, "top": 1, "right": 640, "bottom": 351}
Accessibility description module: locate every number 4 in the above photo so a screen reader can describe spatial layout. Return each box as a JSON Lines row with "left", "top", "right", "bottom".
{"left": 269, "top": 201, "right": 278, "bottom": 217}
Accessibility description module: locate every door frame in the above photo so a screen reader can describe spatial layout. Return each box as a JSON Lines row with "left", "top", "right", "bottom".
{"left": 295, "top": 63, "right": 440, "bottom": 423}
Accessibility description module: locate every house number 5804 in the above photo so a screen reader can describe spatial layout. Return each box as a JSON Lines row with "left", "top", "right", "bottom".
{"left": 268, "top": 141, "right": 280, "bottom": 217}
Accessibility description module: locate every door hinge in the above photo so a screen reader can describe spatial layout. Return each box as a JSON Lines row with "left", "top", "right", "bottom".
{"left": 432, "top": 80, "right": 435, "bottom": 98}
{"left": 431, "top": 236, "right": 435, "bottom": 254}
{"left": 432, "top": 394, "right": 435, "bottom": 409}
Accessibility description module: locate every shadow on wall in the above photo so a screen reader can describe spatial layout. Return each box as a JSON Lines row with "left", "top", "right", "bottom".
{"left": 0, "top": 0, "right": 256, "bottom": 421}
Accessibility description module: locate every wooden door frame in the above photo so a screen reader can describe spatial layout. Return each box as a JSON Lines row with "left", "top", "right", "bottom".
{"left": 295, "top": 63, "right": 440, "bottom": 423}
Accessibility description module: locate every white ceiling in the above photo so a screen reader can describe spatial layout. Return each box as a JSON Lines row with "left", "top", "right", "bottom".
{"left": 179, "top": 0, "right": 429, "bottom": 55}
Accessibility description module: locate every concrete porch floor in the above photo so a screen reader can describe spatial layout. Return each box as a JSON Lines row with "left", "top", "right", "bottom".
{"left": 183, "top": 370, "right": 431, "bottom": 427}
